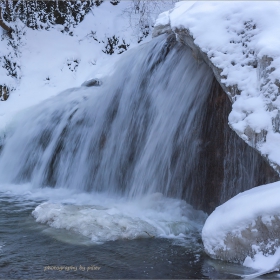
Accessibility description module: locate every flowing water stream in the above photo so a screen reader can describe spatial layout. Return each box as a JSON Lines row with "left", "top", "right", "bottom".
{"left": 0, "top": 34, "right": 214, "bottom": 198}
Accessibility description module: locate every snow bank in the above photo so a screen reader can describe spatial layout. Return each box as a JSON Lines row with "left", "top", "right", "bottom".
{"left": 154, "top": 1, "right": 280, "bottom": 174}
{"left": 202, "top": 181, "right": 280, "bottom": 275}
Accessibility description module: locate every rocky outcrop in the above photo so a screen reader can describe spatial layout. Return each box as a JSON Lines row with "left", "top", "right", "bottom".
{"left": 153, "top": 9, "right": 280, "bottom": 176}
{"left": 182, "top": 76, "right": 279, "bottom": 213}
{"left": 152, "top": 19, "right": 280, "bottom": 213}
{"left": 81, "top": 78, "right": 102, "bottom": 87}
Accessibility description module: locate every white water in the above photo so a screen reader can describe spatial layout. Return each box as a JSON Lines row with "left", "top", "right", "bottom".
{"left": 32, "top": 193, "right": 206, "bottom": 244}
{"left": 0, "top": 183, "right": 206, "bottom": 244}
{"left": 0, "top": 34, "right": 213, "bottom": 243}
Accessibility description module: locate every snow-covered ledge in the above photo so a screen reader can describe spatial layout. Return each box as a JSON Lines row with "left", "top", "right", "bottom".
{"left": 153, "top": 1, "right": 280, "bottom": 174}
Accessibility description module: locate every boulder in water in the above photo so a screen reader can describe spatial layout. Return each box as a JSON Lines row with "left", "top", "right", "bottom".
{"left": 202, "top": 181, "right": 280, "bottom": 274}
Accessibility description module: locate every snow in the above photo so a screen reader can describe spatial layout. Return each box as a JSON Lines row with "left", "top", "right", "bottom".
{"left": 0, "top": 1, "right": 175, "bottom": 132}
{"left": 155, "top": 1, "right": 280, "bottom": 172}
{"left": 202, "top": 181, "right": 280, "bottom": 276}
{"left": 243, "top": 248, "right": 280, "bottom": 276}
{"left": 32, "top": 192, "right": 206, "bottom": 244}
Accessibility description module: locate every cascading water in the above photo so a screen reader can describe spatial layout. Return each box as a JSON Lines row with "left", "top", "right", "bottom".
{"left": 0, "top": 33, "right": 278, "bottom": 218}
{"left": 0, "top": 34, "right": 214, "bottom": 200}
{"left": 0, "top": 33, "right": 216, "bottom": 246}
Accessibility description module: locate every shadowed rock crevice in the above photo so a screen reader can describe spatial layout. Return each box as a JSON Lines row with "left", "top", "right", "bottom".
{"left": 183, "top": 77, "right": 279, "bottom": 213}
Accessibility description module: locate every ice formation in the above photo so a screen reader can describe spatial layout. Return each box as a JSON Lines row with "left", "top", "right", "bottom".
{"left": 32, "top": 194, "right": 206, "bottom": 244}
{"left": 202, "top": 181, "right": 280, "bottom": 274}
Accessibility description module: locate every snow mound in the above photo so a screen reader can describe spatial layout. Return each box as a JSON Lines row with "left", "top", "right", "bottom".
{"left": 154, "top": 1, "right": 280, "bottom": 174}
{"left": 202, "top": 181, "right": 280, "bottom": 275}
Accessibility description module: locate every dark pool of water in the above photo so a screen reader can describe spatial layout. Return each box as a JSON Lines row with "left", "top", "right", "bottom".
{"left": 0, "top": 194, "right": 276, "bottom": 279}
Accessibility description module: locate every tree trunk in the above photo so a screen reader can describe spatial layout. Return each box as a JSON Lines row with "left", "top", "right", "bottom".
{"left": 0, "top": 6, "right": 13, "bottom": 35}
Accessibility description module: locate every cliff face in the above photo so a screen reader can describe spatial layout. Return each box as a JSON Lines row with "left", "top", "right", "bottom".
{"left": 184, "top": 77, "right": 279, "bottom": 213}
{"left": 153, "top": 2, "right": 280, "bottom": 176}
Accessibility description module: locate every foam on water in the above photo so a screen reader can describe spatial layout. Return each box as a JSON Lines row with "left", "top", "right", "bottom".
{"left": 32, "top": 197, "right": 201, "bottom": 244}
{"left": 0, "top": 183, "right": 206, "bottom": 244}
{"left": 32, "top": 200, "right": 195, "bottom": 242}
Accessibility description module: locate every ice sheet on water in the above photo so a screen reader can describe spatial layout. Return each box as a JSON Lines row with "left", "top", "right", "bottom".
{"left": 155, "top": 1, "right": 280, "bottom": 174}
{"left": 32, "top": 192, "right": 207, "bottom": 244}
{"left": 0, "top": 184, "right": 206, "bottom": 245}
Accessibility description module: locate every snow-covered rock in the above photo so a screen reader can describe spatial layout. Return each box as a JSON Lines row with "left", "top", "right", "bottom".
{"left": 153, "top": 1, "right": 280, "bottom": 174}
{"left": 153, "top": 2, "right": 280, "bottom": 274}
{"left": 202, "top": 181, "right": 280, "bottom": 275}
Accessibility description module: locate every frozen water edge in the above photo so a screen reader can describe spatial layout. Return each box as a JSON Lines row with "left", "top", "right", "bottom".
{"left": 32, "top": 193, "right": 207, "bottom": 244}
{"left": 0, "top": 183, "right": 207, "bottom": 245}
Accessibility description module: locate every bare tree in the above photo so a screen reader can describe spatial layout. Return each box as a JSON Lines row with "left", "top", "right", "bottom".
{"left": 123, "top": 0, "right": 177, "bottom": 42}
{"left": 0, "top": 3, "right": 13, "bottom": 37}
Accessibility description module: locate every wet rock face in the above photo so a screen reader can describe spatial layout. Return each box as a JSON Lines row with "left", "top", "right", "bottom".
{"left": 153, "top": 25, "right": 280, "bottom": 213}
{"left": 183, "top": 78, "right": 279, "bottom": 214}
{"left": 154, "top": 19, "right": 280, "bottom": 174}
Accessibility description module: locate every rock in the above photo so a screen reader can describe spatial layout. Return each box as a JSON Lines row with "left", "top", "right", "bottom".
{"left": 183, "top": 77, "right": 279, "bottom": 213}
{"left": 153, "top": 4, "right": 280, "bottom": 176}
{"left": 202, "top": 181, "right": 280, "bottom": 267}
{"left": 81, "top": 78, "right": 102, "bottom": 87}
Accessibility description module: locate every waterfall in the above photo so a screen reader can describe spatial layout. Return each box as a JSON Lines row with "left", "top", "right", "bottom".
{"left": 0, "top": 34, "right": 213, "bottom": 200}
{"left": 0, "top": 34, "right": 278, "bottom": 215}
